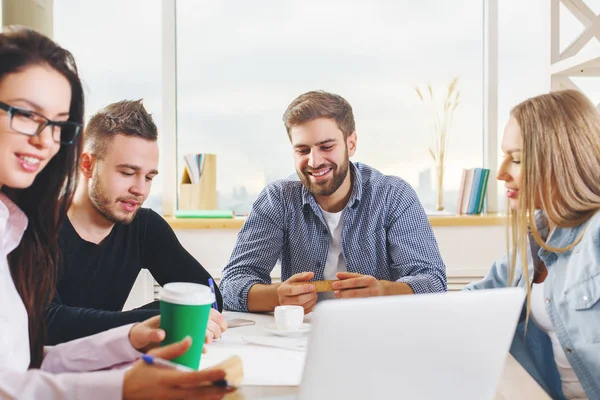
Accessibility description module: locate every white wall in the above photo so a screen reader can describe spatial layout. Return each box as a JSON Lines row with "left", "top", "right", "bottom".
{"left": 124, "top": 225, "right": 506, "bottom": 309}
{"left": 175, "top": 225, "right": 505, "bottom": 281}
{"left": 2, "top": 0, "right": 53, "bottom": 36}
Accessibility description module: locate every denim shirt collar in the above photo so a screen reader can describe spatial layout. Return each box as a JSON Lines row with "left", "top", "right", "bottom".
{"left": 529, "top": 211, "right": 552, "bottom": 266}
{"left": 533, "top": 210, "right": 592, "bottom": 266}
{"left": 301, "top": 161, "right": 362, "bottom": 215}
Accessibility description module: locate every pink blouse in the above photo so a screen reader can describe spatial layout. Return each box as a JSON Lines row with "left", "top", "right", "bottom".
{"left": 0, "top": 192, "right": 141, "bottom": 399}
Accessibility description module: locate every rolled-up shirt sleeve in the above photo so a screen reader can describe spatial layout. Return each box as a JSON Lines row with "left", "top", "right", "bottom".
{"left": 220, "top": 186, "right": 286, "bottom": 312}
{"left": 387, "top": 182, "right": 447, "bottom": 293}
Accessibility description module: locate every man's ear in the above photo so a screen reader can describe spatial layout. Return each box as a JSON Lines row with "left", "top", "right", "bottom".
{"left": 347, "top": 131, "right": 357, "bottom": 157}
{"left": 80, "top": 153, "right": 96, "bottom": 178}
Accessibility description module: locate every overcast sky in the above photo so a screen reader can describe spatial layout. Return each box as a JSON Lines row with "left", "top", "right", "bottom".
{"left": 51, "top": 0, "right": 597, "bottom": 211}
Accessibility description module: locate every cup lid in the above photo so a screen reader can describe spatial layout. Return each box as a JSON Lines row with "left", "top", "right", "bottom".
{"left": 159, "top": 282, "right": 215, "bottom": 305}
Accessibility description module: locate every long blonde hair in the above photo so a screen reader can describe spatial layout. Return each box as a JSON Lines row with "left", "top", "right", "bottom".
{"left": 508, "top": 89, "right": 600, "bottom": 322}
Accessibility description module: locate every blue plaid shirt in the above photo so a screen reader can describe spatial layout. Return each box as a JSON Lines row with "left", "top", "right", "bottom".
{"left": 220, "top": 162, "right": 447, "bottom": 312}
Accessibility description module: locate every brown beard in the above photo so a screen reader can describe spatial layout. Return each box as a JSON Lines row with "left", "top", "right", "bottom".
{"left": 89, "top": 170, "right": 139, "bottom": 224}
{"left": 297, "top": 146, "right": 349, "bottom": 197}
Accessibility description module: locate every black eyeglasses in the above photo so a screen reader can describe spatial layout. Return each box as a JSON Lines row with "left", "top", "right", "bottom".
{"left": 0, "top": 101, "right": 82, "bottom": 145}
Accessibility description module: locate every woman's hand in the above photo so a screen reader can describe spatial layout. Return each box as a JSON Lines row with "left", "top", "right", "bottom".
{"left": 129, "top": 315, "right": 211, "bottom": 354}
{"left": 123, "top": 337, "right": 234, "bottom": 400}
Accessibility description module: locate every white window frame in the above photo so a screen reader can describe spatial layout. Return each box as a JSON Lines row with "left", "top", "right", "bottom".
{"left": 550, "top": 0, "right": 600, "bottom": 101}
{"left": 160, "top": 0, "right": 500, "bottom": 216}
{"left": 161, "top": 0, "right": 178, "bottom": 216}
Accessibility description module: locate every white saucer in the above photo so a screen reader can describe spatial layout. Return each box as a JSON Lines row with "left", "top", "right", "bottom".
{"left": 264, "top": 323, "right": 311, "bottom": 337}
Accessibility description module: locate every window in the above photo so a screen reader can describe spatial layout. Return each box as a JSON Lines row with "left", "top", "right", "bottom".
{"left": 176, "top": 0, "right": 485, "bottom": 214}
{"left": 556, "top": 0, "right": 600, "bottom": 105}
{"left": 496, "top": 0, "right": 550, "bottom": 212}
{"left": 496, "top": 0, "right": 600, "bottom": 212}
{"left": 53, "top": 0, "right": 163, "bottom": 213}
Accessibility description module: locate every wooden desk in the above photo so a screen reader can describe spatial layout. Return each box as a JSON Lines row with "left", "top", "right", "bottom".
{"left": 210, "top": 312, "right": 550, "bottom": 400}
{"left": 224, "top": 355, "right": 551, "bottom": 400}
{"left": 163, "top": 213, "right": 507, "bottom": 230}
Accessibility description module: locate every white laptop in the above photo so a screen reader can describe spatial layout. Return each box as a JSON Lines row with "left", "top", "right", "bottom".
{"left": 293, "top": 287, "right": 525, "bottom": 400}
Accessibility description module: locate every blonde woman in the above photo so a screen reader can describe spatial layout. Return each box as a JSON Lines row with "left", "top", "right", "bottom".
{"left": 465, "top": 89, "right": 600, "bottom": 400}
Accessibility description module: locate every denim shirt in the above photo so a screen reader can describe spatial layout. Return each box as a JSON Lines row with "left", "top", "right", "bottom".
{"left": 465, "top": 211, "right": 600, "bottom": 399}
{"left": 220, "top": 162, "right": 447, "bottom": 311}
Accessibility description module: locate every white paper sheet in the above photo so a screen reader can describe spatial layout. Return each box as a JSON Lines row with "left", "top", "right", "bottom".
{"left": 241, "top": 336, "right": 308, "bottom": 352}
{"left": 199, "top": 337, "right": 306, "bottom": 386}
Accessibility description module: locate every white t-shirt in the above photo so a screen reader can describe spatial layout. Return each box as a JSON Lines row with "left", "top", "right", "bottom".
{"left": 530, "top": 281, "right": 588, "bottom": 400}
{"left": 319, "top": 208, "right": 347, "bottom": 300}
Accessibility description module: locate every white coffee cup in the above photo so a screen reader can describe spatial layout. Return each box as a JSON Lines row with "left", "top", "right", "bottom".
{"left": 274, "top": 305, "right": 304, "bottom": 330}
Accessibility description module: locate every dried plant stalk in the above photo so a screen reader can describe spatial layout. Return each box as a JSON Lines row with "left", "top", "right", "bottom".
{"left": 415, "top": 77, "right": 460, "bottom": 211}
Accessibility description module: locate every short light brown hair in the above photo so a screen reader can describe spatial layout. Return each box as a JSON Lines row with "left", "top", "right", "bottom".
{"left": 282, "top": 90, "right": 355, "bottom": 139}
{"left": 84, "top": 99, "right": 158, "bottom": 159}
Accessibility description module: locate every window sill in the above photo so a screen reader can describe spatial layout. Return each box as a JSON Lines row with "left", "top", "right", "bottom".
{"left": 163, "top": 213, "right": 507, "bottom": 229}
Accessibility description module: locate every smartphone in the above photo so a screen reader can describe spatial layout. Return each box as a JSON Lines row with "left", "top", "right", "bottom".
{"left": 227, "top": 318, "right": 256, "bottom": 328}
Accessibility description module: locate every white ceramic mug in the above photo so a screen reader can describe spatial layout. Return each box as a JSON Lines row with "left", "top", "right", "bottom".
{"left": 274, "top": 305, "right": 304, "bottom": 330}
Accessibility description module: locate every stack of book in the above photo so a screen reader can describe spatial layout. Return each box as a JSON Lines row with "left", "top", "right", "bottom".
{"left": 456, "top": 168, "right": 490, "bottom": 215}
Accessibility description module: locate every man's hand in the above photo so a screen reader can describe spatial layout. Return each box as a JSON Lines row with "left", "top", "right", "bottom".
{"left": 128, "top": 316, "right": 165, "bottom": 353}
{"left": 277, "top": 272, "right": 317, "bottom": 314}
{"left": 332, "top": 272, "right": 385, "bottom": 299}
{"left": 205, "top": 308, "right": 228, "bottom": 343}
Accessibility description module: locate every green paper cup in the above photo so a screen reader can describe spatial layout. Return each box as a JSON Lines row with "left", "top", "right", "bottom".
{"left": 159, "top": 282, "right": 214, "bottom": 369}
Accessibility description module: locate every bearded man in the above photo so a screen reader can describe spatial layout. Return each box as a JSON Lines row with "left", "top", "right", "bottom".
{"left": 220, "top": 91, "right": 447, "bottom": 313}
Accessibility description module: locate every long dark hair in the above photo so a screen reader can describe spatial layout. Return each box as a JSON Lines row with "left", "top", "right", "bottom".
{"left": 0, "top": 26, "right": 84, "bottom": 368}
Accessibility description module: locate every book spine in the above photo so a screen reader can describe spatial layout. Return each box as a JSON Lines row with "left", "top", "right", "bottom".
{"left": 456, "top": 169, "right": 468, "bottom": 214}
{"left": 461, "top": 169, "right": 475, "bottom": 214}
{"left": 476, "top": 169, "right": 490, "bottom": 214}
{"left": 467, "top": 168, "right": 483, "bottom": 214}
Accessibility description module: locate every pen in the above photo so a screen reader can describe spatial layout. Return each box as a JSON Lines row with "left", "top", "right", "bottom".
{"left": 208, "top": 278, "right": 219, "bottom": 311}
{"left": 140, "top": 355, "right": 236, "bottom": 388}
{"left": 141, "top": 354, "right": 195, "bottom": 372}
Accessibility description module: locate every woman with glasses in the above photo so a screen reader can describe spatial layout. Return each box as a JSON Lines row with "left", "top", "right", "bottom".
{"left": 0, "top": 26, "right": 232, "bottom": 399}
